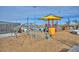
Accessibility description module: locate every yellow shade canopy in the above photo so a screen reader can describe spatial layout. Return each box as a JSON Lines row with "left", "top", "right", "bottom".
{"left": 40, "top": 15, "right": 62, "bottom": 20}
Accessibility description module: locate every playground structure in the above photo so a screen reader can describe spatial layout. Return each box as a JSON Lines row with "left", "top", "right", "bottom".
{"left": 40, "top": 15, "right": 62, "bottom": 38}
{"left": 18, "top": 14, "right": 62, "bottom": 40}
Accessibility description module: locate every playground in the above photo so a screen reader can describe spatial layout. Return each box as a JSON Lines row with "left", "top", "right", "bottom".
{"left": 0, "top": 6, "right": 79, "bottom": 52}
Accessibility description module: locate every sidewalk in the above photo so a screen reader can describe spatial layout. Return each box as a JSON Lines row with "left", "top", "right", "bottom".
{"left": 0, "top": 33, "right": 17, "bottom": 38}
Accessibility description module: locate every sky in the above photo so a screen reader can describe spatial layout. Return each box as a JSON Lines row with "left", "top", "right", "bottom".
{"left": 0, "top": 6, "right": 79, "bottom": 25}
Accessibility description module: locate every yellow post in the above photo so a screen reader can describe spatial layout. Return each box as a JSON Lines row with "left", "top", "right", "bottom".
{"left": 48, "top": 27, "right": 56, "bottom": 36}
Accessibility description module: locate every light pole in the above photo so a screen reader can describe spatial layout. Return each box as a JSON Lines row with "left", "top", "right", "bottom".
{"left": 27, "top": 17, "right": 29, "bottom": 28}
{"left": 26, "top": 17, "right": 29, "bottom": 35}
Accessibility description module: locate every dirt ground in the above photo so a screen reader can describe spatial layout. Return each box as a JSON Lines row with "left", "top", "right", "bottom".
{"left": 0, "top": 31, "right": 79, "bottom": 52}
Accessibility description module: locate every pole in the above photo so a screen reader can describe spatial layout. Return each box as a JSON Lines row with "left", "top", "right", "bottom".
{"left": 27, "top": 17, "right": 29, "bottom": 35}
{"left": 48, "top": 20, "right": 50, "bottom": 28}
{"left": 68, "top": 17, "right": 70, "bottom": 26}
{"left": 27, "top": 17, "right": 29, "bottom": 28}
{"left": 56, "top": 20, "right": 58, "bottom": 31}
{"left": 52, "top": 20, "right": 54, "bottom": 27}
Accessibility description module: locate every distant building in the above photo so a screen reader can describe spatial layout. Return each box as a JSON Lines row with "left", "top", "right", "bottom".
{"left": 0, "top": 21, "right": 20, "bottom": 34}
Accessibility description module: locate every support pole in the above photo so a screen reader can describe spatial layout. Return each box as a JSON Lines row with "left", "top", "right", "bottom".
{"left": 52, "top": 20, "right": 54, "bottom": 27}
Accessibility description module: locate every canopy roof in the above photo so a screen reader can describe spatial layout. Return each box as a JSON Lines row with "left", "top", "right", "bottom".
{"left": 40, "top": 15, "right": 62, "bottom": 20}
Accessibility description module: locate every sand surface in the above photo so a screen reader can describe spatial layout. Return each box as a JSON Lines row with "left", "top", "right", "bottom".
{"left": 0, "top": 31, "right": 79, "bottom": 52}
